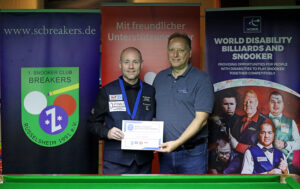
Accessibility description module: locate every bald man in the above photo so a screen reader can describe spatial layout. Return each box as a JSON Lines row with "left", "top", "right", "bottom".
{"left": 88, "top": 47, "right": 156, "bottom": 174}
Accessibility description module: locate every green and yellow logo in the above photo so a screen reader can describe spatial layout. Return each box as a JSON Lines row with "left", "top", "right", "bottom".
{"left": 21, "top": 67, "right": 79, "bottom": 147}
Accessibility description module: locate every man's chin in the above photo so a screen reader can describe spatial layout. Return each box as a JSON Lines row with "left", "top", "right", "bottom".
{"left": 220, "top": 159, "right": 229, "bottom": 163}
{"left": 272, "top": 112, "right": 280, "bottom": 116}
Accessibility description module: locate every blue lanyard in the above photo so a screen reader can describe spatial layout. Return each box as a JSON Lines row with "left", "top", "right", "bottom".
{"left": 118, "top": 78, "right": 143, "bottom": 120}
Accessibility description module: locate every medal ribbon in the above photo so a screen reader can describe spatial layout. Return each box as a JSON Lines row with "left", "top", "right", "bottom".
{"left": 118, "top": 78, "right": 142, "bottom": 120}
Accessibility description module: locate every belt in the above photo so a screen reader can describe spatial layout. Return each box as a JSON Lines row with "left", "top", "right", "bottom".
{"left": 174, "top": 138, "right": 207, "bottom": 151}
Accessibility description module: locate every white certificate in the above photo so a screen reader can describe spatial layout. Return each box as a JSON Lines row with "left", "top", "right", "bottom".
{"left": 121, "top": 120, "right": 163, "bottom": 150}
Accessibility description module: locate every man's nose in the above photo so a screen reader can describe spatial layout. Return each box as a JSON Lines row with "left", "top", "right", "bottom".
{"left": 174, "top": 50, "right": 179, "bottom": 57}
{"left": 129, "top": 62, "right": 134, "bottom": 68}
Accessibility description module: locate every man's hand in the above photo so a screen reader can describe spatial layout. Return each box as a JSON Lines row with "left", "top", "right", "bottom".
{"left": 156, "top": 140, "right": 180, "bottom": 153}
{"left": 107, "top": 127, "right": 124, "bottom": 141}
{"left": 278, "top": 158, "right": 288, "bottom": 174}
{"left": 229, "top": 131, "right": 238, "bottom": 149}
{"left": 267, "top": 168, "right": 282, "bottom": 174}
{"left": 274, "top": 139, "right": 285, "bottom": 149}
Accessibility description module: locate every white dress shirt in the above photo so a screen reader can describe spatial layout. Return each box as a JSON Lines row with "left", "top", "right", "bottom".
{"left": 241, "top": 143, "right": 287, "bottom": 174}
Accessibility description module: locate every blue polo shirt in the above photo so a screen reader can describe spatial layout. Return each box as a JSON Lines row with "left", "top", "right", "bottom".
{"left": 153, "top": 64, "right": 214, "bottom": 142}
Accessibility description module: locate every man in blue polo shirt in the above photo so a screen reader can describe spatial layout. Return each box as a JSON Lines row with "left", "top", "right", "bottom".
{"left": 153, "top": 32, "right": 214, "bottom": 174}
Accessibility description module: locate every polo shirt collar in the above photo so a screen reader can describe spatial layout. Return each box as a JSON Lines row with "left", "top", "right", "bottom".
{"left": 167, "top": 63, "right": 193, "bottom": 78}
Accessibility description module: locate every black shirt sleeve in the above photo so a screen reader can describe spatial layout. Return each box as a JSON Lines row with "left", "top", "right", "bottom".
{"left": 87, "top": 87, "right": 110, "bottom": 140}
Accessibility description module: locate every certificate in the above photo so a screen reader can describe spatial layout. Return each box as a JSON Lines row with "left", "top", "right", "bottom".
{"left": 121, "top": 120, "right": 164, "bottom": 150}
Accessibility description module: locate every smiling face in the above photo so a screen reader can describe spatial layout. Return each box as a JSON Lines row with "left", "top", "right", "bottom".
{"left": 269, "top": 94, "right": 284, "bottom": 116}
{"left": 167, "top": 37, "right": 191, "bottom": 71}
{"left": 119, "top": 48, "right": 143, "bottom": 85}
{"left": 259, "top": 123, "right": 275, "bottom": 147}
{"left": 243, "top": 92, "right": 258, "bottom": 118}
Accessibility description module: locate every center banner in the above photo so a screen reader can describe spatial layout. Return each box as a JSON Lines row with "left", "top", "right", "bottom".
{"left": 101, "top": 4, "right": 201, "bottom": 173}
{"left": 101, "top": 4, "right": 201, "bottom": 85}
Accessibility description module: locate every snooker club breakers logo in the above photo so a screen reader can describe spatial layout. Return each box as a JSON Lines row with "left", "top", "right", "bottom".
{"left": 21, "top": 67, "right": 79, "bottom": 147}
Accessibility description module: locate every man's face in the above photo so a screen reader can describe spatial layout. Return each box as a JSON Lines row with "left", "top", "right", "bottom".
{"left": 222, "top": 97, "right": 237, "bottom": 116}
{"left": 119, "top": 49, "right": 142, "bottom": 84}
{"left": 259, "top": 123, "right": 275, "bottom": 147}
{"left": 243, "top": 93, "right": 258, "bottom": 117}
{"left": 217, "top": 143, "right": 231, "bottom": 163}
{"left": 269, "top": 94, "right": 284, "bottom": 116}
{"left": 168, "top": 37, "right": 191, "bottom": 70}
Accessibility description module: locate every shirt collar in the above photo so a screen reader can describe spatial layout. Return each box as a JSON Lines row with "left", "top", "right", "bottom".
{"left": 167, "top": 63, "right": 193, "bottom": 78}
{"left": 257, "top": 143, "right": 273, "bottom": 149}
{"left": 119, "top": 76, "right": 141, "bottom": 90}
{"left": 269, "top": 113, "right": 282, "bottom": 119}
{"left": 242, "top": 111, "right": 260, "bottom": 123}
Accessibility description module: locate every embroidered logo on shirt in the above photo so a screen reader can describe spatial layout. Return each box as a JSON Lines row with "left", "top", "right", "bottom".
{"left": 109, "top": 101, "right": 126, "bottom": 112}
{"left": 109, "top": 94, "right": 123, "bottom": 101}
{"left": 281, "top": 124, "right": 289, "bottom": 133}
{"left": 177, "top": 88, "right": 188, "bottom": 93}
{"left": 257, "top": 157, "right": 268, "bottom": 162}
{"left": 142, "top": 103, "right": 151, "bottom": 111}
{"left": 142, "top": 96, "right": 151, "bottom": 102}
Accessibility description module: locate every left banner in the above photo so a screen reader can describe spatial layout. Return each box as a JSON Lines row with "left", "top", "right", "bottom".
{"left": 0, "top": 10, "right": 101, "bottom": 174}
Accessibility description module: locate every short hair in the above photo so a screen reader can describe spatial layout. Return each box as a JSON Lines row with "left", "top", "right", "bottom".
{"left": 220, "top": 90, "right": 238, "bottom": 103}
{"left": 244, "top": 90, "right": 258, "bottom": 100}
{"left": 168, "top": 32, "right": 191, "bottom": 49}
{"left": 268, "top": 91, "right": 284, "bottom": 102}
{"left": 260, "top": 119, "right": 275, "bottom": 133}
{"left": 120, "top": 47, "right": 143, "bottom": 62}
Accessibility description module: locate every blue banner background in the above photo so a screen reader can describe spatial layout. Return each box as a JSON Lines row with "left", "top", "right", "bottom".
{"left": 1, "top": 11, "right": 100, "bottom": 174}
{"left": 206, "top": 8, "right": 300, "bottom": 93}
{"left": 205, "top": 7, "right": 300, "bottom": 175}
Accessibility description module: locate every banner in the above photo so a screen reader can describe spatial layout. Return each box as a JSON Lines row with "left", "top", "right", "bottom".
{"left": 206, "top": 7, "right": 300, "bottom": 174}
{"left": 101, "top": 4, "right": 201, "bottom": 173}
{"left": 0, "top": 10, "right": 100, "bottom": 174}
{"left": 101, "top": 4, "right": 201, "bottom": 85}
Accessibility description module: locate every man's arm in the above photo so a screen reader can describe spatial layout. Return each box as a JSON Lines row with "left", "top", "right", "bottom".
{"left": 275, "top": 120, "right": 300, "bottom": 152}
{"left": 157, "top": 111, "right": 209, "bottom": 153}
{"left": 88, "top": 88, "right": 124, "bottom": 141}
{"left": 286, "top": 120, "right": 300, "bottom": 151}
{"left": 241, "top": 150, "right": 254, "bottom": 174}
{"left": 87, "top": 88, "right": 110, "bottom": 139}
{"left": 229, "top": 132, "right": 251, "bottom": 153}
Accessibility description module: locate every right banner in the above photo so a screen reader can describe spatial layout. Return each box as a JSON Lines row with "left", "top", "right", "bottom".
{"left": 206, "top": 7, "right": 300, "bottom": 175}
